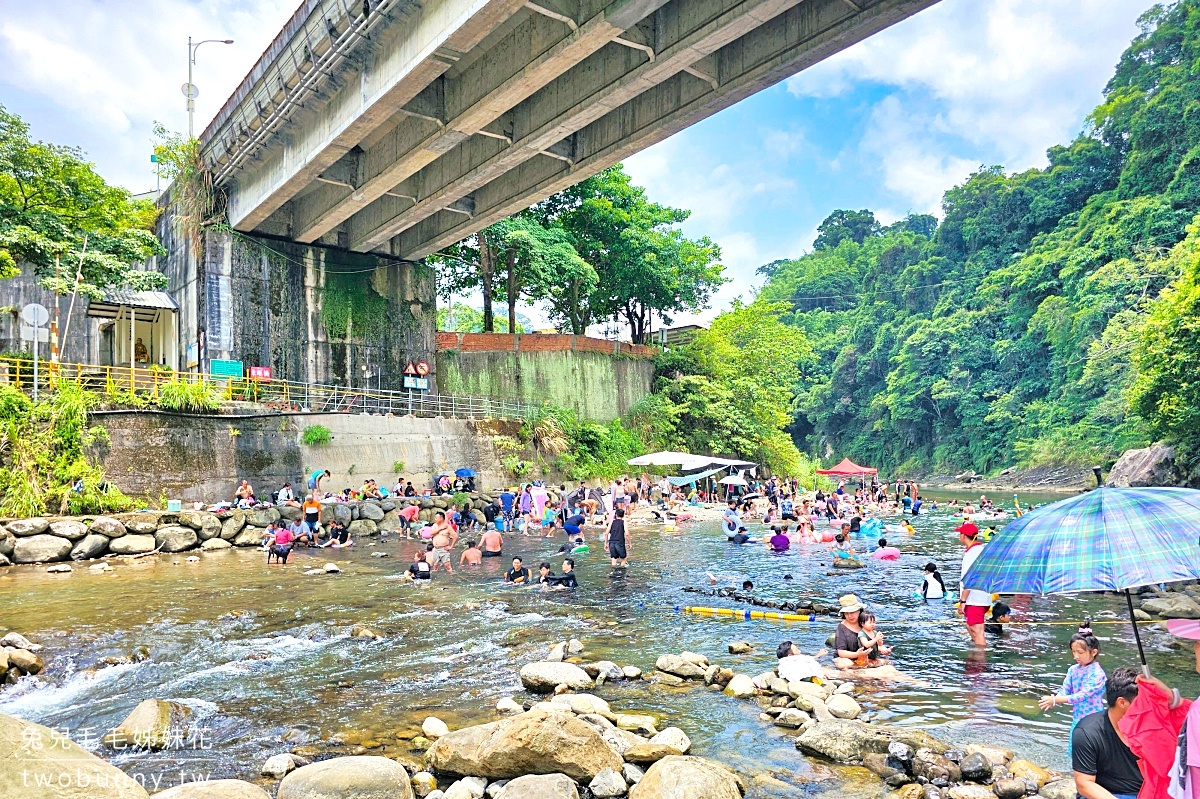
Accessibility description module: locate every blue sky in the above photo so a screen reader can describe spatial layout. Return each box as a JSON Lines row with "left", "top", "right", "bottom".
{"left": 0, "top": 0, "right": 1153, "bottom": 328}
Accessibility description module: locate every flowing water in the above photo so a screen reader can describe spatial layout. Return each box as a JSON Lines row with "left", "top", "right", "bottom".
{"left": 3, "top": 490, "right": 1200, "bottom": 796}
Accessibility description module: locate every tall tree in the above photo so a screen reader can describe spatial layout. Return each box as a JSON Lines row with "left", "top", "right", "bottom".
{"left": 0, "top": 105, "right": 164, "bottom": 295}
{"left": 813, "top": 209, "right": 880, "bottom": 250}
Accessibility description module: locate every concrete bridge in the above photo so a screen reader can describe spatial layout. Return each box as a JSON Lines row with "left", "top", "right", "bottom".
{"left": 203, "top": 0, "right": 938, "bottom": 260}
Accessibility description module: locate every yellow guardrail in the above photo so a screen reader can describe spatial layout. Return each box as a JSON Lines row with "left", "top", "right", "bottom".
{"left": 0, "top": 357, "right": 534, "bottom": 420}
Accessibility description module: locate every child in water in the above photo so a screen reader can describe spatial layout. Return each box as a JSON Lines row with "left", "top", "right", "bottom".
{"left": 831, "top": 533, "right": 858, "bottom": 562}
{"left": 918, "top": 562, "right": 946, "bottom": 599}
{"left": 1038, "top": 623, "right": 1106, "bottom": 751}
{"left": 857, "top": 611, "right": 893, "bottom": 661}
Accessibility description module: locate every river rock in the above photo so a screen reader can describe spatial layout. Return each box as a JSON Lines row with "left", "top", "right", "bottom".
{"left": 774, "top": 708, "right": 810, "bottom": 728}
{"left": 581, "top": 660, "right": 624, "bottom": 681}
{"left": 88, "top": 516, "right": 127, "bottom": 537}
{"left": 496, "top": 698, "right": 524, "bottom": 715}
{"left": 628, "top": 756, "right": 742, "bottom": 799}
{"left": 49, "top": 519, "right": 89, "bottom": 541}
{"left": 615, "top": 714, "right": 659, "bottom": 735}
{"left": 728, "top": 641, "right": 753, "bottom": 654}
{"left": 624, "top": 743, "right": 683, "bottom": 764}
{"left": 546, "top": 642, "right": 566, "bottom": 662}
{"left": 495, "top": 774, "right": 579, "bottom": 799}
{"left": 105, "top": 699, "right": 192, "bottom": 749}
{"left": 519, "top": 662, "right": 593, "bottom": 693}
{"left": 958, "top": 752, "right": 992, "bottom": 782}
{"left": 724, "top": 673, "right": 756, "bottom": 698}
{"left": 0, "top": 711, "right": 149, "bottom": 799}
{"left": 8, "top": 648, "right": 44, "bottom": 674}
{"left": 155, "top": 526, "right": 199, "bottom": 553}
{"left": 278, "top": 755, "right": 413, "bottom": 799}
{"left": 70, "top": 534, "right": 110, "bottom": 560}
{"left": 422, "top": 717, "right": 450, "bottom": 740}
{"left": 649, "top": 727, "right": 690, "bottom": 755}
{"left": 6, "top": 518, "right": 49, "bottom": 536}
{"left": 826, "top": 694, "right": 862, "bottom": 719}
{"left": 359, "top": 502, "right": 385, "bottom": 521}
{"left": 992, "top": 778, "right": 1027, "bottom": 799}
{"left": 578, "top": 716, "right": 645, "bottom": 757}
{"left": 648, "top": 670, "right": 684, "bottom": 687}
{"left": 551, "top": 693, "right": 613, "bottom": 719}
{"left": 789, "top": 680, "right": 829, "bottom": 701}
{"left": 248, "top": 509, "right": 280, "bottom": 528}
{"left": 964, "top": 744, "right": 1013, "bottom": 767}
{"left": 1007, "top": 760, "right": 1051, "bottom": 788}
{"left": 349, "top": 519, "right": 377, "bottom": 536}
{"left": 278, "top": 504, "right": 303, "bottom": 521}
{"left": 201, "top": 537, "right": 232, "bottom": 551}
{"left": 13, "top": 534, "right": 73, "bottom": 563}
{"left": 863, "top": 753, "right": 906, "bottom": 781}
{"left": 424, "top": 707, "right": 622, "bottom": 781}
{"left": 120, "top": 515, "right": 161, "bottom": 534}
{"left": 809, "top": 697, "right": 833, "bottom": 722}
{"left": 1038, "top": 778, "right": 1077, "bottom": 799}
{"left": 912, "top": 751, "right": 960, "bottom": 784}
{"left": 945, "top": 787, "right": 993, "bottom": 799}
{"left": 46, "top": 563, "right": 72, "bottom": 573}
{"left": 108, "top": 534, "right": 157, "bottom": 555}
{"left": 233, "top": 526, "right": 265, "bottom": 547}
{"left": 1108, "top": 443, "right": 1178, "bottom": 487}
{"left": 263, "top": 752, "right": 300, "bottom": 778}
{"left": 155, "top": 780, "right": 271, "bottom": 798}
{"left": 180, "top": 512, "right": 222, "bottom": 540}
{"left": 0, "top": 631, "right": 41, "bottom": 651}
{"left": 445, "top": 777, "right": 486, "bottom": 799}
{"left": 796, "top": 720, "right": 948, "bottom": 764}
{"left": 589, "top": 768, "right": 627, "bottom": 798}
{"left": 220, "top": 513, "right": 246, "bottom": 540}
{"left": 411, "top": 772, "right": 439, "bottom": 797}
{"left": 0, "top": 532, "right": 13, "bottom": 556}
{"left": 654, "top": 654, "right": 705, "bottom": 680}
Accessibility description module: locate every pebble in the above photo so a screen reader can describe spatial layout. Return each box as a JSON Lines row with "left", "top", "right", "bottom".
{"left": 46, "top": 564, "right": 72, "bottom": 573}
{"left": 323, "top": 562, "right": 341, "bottom": 573}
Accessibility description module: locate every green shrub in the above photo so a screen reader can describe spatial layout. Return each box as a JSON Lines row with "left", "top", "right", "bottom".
{"left": 452, "top": 491, "right": 471, "bottom": 507}
{"left": 156, "top": 379, "right": 220, "bottom": 413}
{"left": 392, "top": 460, "right": 405, "bottom": 473}
{"left": 503, "top": 454, "right": 530, "bottom": 478}
{"left": 301, "top": 425, "right": 332, "bottom": 446}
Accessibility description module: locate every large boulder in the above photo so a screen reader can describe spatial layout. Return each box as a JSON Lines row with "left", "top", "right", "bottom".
{"left": 1108, "top": 443, "right": 1179, "bottom": 487}
{"left": 154, "top": 780, "right": 271, "bottom": 798}
{"left": 6, "top": 518, "right": 49, "bottom": 536}
{"left": 248, "top": 509, "right": 280, "bottom": 528}
{"left": 49, "top": 519, "right": 89, "bottom": 541}
{"left": 277, "top": 755, "right": 413, "bottom": 799}
{"left": 105, "top": 699, "right": 192, "bottom": 750}
{"left": 496, "top": 774, "right": 579, "bottom": 799}
{"left": 201, "top": 537, "right": 233, "bottom": 551}
{"left": 13, "top": 534, "right": 73, "bottom": 563}
{"left": 220, "top": 513, "right": 246, "bottom": 540}
{"left": 1142, "top": 594, "right": 1200, "bottom": 619}
{"left": 348, "top": 519, "right": 377, "bottom": 537}
{"left": 425, "top": 707, "right": 623, "bottom": 781}
{"left": 70, "top": 534, "right": 110, "bottom": 561}
{"left": 654, "top": 655, "right": 705, "bottom": 680}
{"left": 179, "top": 512, "right": 222, "bottom": 540}
{"left": 0, "top": 531, "right": 14, "bottom": 557}
{"left": 88, "top": 517, "right": 127, "bottom": 538}
{"left": 233, "top": 527, "right": 265, "bottom": 547}
{"left": 278, "top": 505, "right": 303, "bottom": 521}
{"left": 628, "top": 756, "right": 742, "bottom": 799}
{"left": 0, "top": 711, "right": 149, "bottom": 799}
{"left": 155, "top": 526, "right": 199, "bottom": 553}
{"left": 359, "top": 502, "right": 385, "bottom": 522}
{"left": 796, "top": 719, "right": 948, "bottom": 764}
{"left": 108, "top": 535, "right": 157, "bottom": 556}
{"left": 115, "top": 513, "right": 163, "bottom": 534}
{"left": 519, "top": 662, "right": 593, "bottom": 693}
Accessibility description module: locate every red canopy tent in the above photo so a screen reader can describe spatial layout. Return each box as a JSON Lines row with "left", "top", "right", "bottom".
{"left": 815, "top": 457, "right": 878, "bottom": 476}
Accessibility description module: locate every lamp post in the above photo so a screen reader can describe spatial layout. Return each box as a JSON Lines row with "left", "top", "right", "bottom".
{"left": 185, "top": 36, "right": 234, "bottom": 138}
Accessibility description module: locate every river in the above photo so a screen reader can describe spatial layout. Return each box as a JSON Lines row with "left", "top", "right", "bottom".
{"left": 3, "top": 490, "right": 1199, "bottom": 796}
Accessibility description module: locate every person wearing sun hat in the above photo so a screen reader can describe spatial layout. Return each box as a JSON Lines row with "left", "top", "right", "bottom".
{"left": 833, "top": 594, "right": 873, "bottom": 668}
{"left": 958, "top": 524, "right": 990, "bottom": 647}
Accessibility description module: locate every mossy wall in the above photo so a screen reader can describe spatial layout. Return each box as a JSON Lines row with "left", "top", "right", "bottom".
{"left": 435, "top": 348, "right": 654, "bottom": 423}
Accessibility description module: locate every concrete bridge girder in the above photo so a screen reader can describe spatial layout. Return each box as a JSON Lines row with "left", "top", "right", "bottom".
{"left": 211, "top": 0, "right": 939, "bottom": 255}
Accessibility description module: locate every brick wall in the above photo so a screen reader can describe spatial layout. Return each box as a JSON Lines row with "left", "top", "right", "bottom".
{"left": 436, "top": 332, "right": 655, "bottom": 358}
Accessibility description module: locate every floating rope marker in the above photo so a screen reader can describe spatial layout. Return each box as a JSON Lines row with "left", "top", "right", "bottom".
{"left": 680, "top": 606, "right": 812, "bottom": 622}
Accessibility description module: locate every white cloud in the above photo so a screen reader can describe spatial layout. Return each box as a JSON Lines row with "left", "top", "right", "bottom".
{"left": 788, "top": 0, "right": 1147, "bottom": 170}
{"left": 0, "top": 0, "right": 295, "bottom": 191}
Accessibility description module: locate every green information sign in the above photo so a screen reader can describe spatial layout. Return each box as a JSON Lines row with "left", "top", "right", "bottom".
{"left": 210, "top": 359, "right": 244, "bottom": 379}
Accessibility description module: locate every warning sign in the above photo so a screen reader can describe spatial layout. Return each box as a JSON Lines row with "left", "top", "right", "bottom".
{"left": 403, "top": 361, "right": 418, "bottom": 376}
{"left": 415, "top": 360, "right": 430, "bottom": 376}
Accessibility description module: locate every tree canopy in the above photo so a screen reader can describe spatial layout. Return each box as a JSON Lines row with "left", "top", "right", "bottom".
{"left": 0, "top": 105, "right": 164, "bottom": 298}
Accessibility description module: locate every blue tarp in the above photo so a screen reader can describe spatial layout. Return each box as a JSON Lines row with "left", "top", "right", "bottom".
{"left": 667, "top": 467, "right": 726, "bottom": 486}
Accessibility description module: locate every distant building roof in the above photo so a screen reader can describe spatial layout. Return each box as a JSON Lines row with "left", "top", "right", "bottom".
{"left": 651, "top": 325, "right": 705, "bottom": 347}
{"left": 87, "top": 290, "right": 178, "bottom": 320}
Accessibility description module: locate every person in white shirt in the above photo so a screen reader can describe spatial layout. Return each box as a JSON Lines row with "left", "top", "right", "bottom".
{"left": 958, "top": 526, "right": 991, "bottom": 647}
{"left": 776, "top": 641, "right": 827, "bottom": 683}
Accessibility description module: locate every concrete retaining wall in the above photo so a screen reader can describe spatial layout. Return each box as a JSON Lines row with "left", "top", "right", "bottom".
{"left": 435, "top": 334, "right": 655, "bottom": 423}
{"left": 88, "top": 410, "right": 516, "bottom": 502}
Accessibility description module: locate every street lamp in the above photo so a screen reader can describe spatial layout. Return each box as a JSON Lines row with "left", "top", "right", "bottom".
{"left": 185, "top": 36, "right": 234, "bottom": 138}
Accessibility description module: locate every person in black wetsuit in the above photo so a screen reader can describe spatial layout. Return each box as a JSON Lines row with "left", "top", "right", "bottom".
{"left": 504, "top": 556, "right": 531, "bottom": 584}
{"left": 551, "top": 558, "right": 578, "bottom": 588}
{"left": 605, "top": 508, "right": 629, "bottom": 568}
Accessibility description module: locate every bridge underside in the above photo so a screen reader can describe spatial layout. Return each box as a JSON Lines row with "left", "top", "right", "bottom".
{"left": 204, "top": 0, "right": 938, "bottom": 260}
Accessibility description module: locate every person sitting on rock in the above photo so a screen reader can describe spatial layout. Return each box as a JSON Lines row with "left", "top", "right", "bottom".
{"left": 833, "top": 595, "right": 872, "bottom": 668}
{"left": 235, "top": 480, "right": 256, "bottom": 508}
{"left": 320, "top": 520, "right": 351, "bottom": 548}
{"left": 776, "top": 640, "right": 827, "bottom": 683}
{"left": 276, "top": 482, "right": 300, "bottom": 507}
{"left": 287, "top": 518, "right": 316, "bottom": 547}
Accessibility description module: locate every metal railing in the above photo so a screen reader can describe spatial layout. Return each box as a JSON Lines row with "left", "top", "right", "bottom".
{"left": 0, "top": 358, "right": 535, "bottom": 421}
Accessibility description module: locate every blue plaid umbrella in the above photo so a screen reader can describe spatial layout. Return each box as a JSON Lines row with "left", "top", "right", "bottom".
{"left": 964, "top": 486, "right": 1200, "bottom": 668}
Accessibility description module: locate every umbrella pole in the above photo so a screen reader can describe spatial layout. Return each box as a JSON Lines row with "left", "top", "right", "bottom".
{"left": 1124, "top": 589, "right": 1150, "bottom": 676}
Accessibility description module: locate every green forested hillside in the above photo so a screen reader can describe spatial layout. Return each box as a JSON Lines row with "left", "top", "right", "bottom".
{"left": 752, "top": 1, "right": 1200, "bottom": 476}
